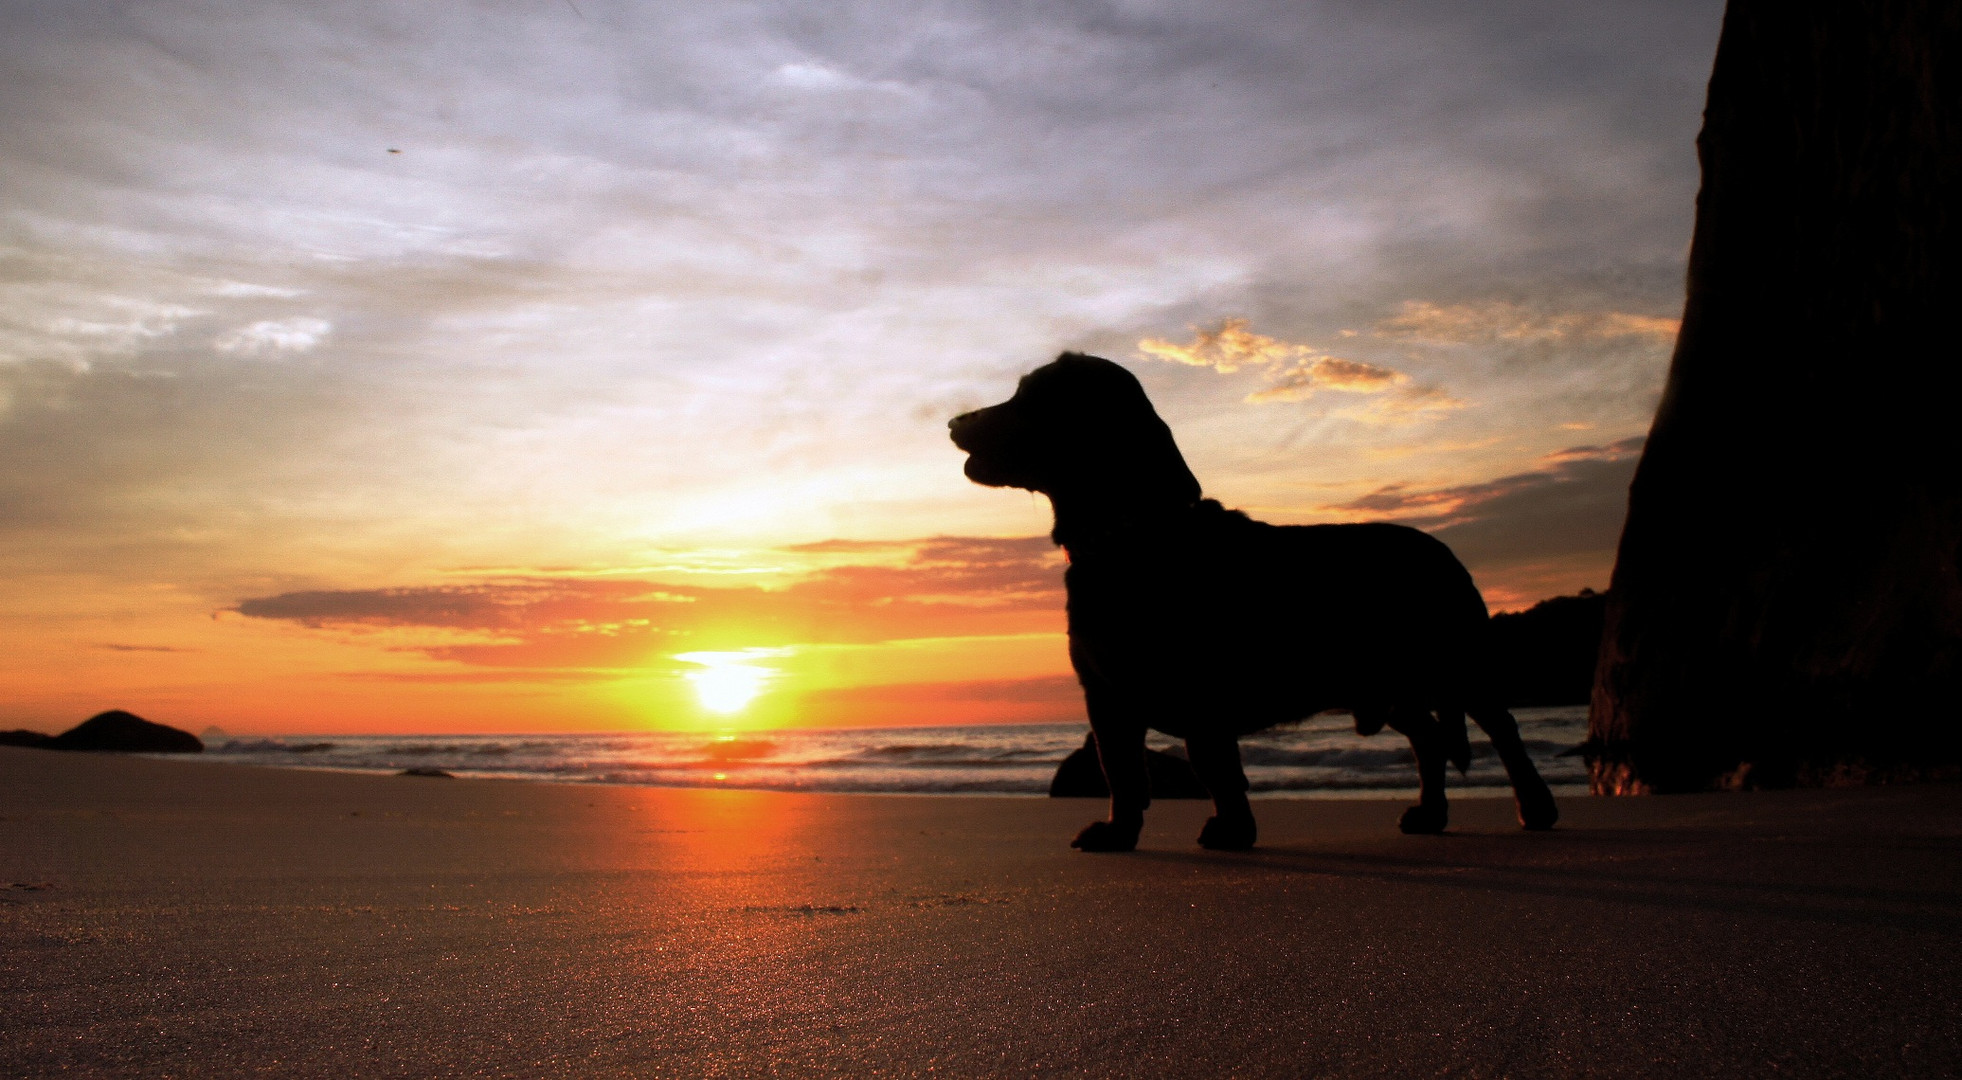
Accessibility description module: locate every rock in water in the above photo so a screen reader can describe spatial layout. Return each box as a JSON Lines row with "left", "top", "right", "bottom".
{"left": 1049, "top": 732, "right": 1210, "bottom": 799}
{"left": 48, "top": 711, "right": 203, "bottom": 753}
{"left": 1592, "top": 1, "right": 1962, "bottom": 792}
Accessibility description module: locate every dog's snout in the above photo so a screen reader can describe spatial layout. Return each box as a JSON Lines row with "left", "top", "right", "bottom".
{"left": 948, "top": 407, "right": 986, "bottom": 450}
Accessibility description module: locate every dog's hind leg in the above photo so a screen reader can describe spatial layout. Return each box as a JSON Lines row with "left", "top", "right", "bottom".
{"left": 1185, "top": 734, "right": 1257, "bottom": 851}
{"left": 1386, "top": 706, "right": 1450, "bottom": 834}
{"left": 1469, "top": 707, "right": 1558, "bottom": 830}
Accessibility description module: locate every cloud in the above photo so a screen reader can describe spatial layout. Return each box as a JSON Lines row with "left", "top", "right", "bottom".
{"left": 233, "top": 536, "right": 1066, "bottom": 671}
{"left": 1327, "top": 385, "right": 1468, "bottom": 425}
{"left": 205, "top": 280, "right": 306, "bottom": 299}
{"left": 1139, "top": 319, "right": 1310, "bottom": 374}
{"left": 1141, "top": 318, "right": 1457, "bottom": 419}
{"left": 233, "top": 579, "right": 675, "bottom": 630}
{"left": 4, "top": 292, "right": 205, "bottom": 369}
{"left": 1374, "top": 301, "right": 1680, "bottom": 347}
{"left": 790, "top": 536, "right": 1064, "bottom": 607}
{"left": 795, "top": 674, "right": 1083, "bottom": 726}
{"left": 1539, "top": 435, "right": 1646, "bottom": 464}
{"left": 213, "top": 317, "right": 332, "bottom": 356}
{"left": 1330, "top": 437, "right": 1646, "bottom": 586}
{"left": 1243, "top": 355, "right": 1408, "bottom": 403}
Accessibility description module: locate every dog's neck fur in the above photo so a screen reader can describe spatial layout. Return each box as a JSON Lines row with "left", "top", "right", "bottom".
{"left": 1048, "top": 491, "right": 1224, "bottom": 559}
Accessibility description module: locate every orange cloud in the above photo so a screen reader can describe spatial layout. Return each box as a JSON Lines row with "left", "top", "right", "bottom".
{"left": 1332, "top": 436, "right": 1645, "bottom": 529}
{"left": 233, "top": 536, "right": 1068, "bottom": 675}
{"left": 1138, "top": 318, "right": 1306, "bottom": 373}
{"left": 794, "top": 675, "right": 1083, "bottom": 727}
{"left": 1139, "top": 318, "right": 1451, "bottom": 416}
{"left": 1375, "top": 300, "right": 1680, "bottom": 346}
{"left": 1325, "top": 434, "right": 1644, "bottom": 607}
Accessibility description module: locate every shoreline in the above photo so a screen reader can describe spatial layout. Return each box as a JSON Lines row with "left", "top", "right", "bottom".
{"left": 149, "top": 709, "right": 1596, "bottom": 798}
{"left": 120, "top": 748, "right": 1596, "bottom": 800}
{"left": 6, "top": 746, "right": 1959, "bottom": 1077}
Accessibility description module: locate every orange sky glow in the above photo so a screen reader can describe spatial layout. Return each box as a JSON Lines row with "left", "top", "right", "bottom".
{"left": 0, "top": 1, "right": 1725, "bottom": 735}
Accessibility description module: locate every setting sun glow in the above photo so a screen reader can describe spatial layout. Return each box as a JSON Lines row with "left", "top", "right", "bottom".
{"left": 0, "top": 1, "right": 1702, "bottom": 739}
{"left": 677, "top": 651, "right": 783, "bottom": 714}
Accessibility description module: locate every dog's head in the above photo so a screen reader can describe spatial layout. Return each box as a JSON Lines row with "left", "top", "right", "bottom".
{"left": 949, "top": 353, "right": 1200, "bottom": 519}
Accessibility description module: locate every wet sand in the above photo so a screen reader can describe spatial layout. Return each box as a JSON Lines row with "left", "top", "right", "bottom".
{"left": 4, "top": 745, "right": 1960, "bottom": 1078}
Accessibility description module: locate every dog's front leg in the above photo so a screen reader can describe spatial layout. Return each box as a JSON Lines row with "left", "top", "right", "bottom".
{"left": 1386, "top": 706, "right": 1450, "bottom": 834}
{"left": 1185, "top": 735, "right": 1257, "bottom": 851}
{"left": 1073, "top": 690, "right": 1148, "bottom": 852}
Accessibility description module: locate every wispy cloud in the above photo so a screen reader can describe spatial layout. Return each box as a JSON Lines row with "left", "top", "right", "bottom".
{"left": 1375, "top": 300, "right": 1680, "bottom": 346}
{"left": 233, "top": 536, "right": 1066, "bottom": 673}
{"left": 1145, "top": 318, "right": 1467, "bottom": 424}
{"left": 1328, "top": 436, "right": 1644, "bottom": 603}
{"left": 796, "top": 674, "right": 1083, "bottom": 726}
{"left": 1139, "top": 318, "right": 1464, "bottom": 421}
{"left": 1333, "top": 436, "right": 1644, "bottom": 528}
{"left": 1139, "top": 319, "right": 1322, "bottom": 374}
{"left": 214, "top": 317, "right": 332, "bottom": 356}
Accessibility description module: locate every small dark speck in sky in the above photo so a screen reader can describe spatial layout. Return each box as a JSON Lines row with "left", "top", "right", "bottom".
{"left": 387, "top": 148, "right": 400, "bottom": 154}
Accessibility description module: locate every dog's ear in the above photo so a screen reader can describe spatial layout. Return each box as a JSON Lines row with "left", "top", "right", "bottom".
{"left": 1046, "top": 354, "right": 1201, "bottom": 510}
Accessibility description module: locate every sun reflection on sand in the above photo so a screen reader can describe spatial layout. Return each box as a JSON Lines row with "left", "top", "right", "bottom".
{"left": 635, "top": 790, "right": 856, "bottom": 928}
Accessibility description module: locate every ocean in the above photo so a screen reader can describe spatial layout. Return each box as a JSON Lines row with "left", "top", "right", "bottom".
{"left": 199, "top": 706, "right": 1589, "bottom": 796}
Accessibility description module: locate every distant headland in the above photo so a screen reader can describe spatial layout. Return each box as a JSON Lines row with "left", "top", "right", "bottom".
{"left": 0, "top": 710, "right": 203, "bottom": 754}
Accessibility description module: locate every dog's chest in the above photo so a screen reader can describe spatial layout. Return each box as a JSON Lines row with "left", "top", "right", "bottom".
{"left": 1063, "top": 551, "right": 1259, "bottom": 674}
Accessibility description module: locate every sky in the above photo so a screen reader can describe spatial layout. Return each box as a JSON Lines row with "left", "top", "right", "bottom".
{"left": 0, "top": 0, "right": 1727, "bottom": 734}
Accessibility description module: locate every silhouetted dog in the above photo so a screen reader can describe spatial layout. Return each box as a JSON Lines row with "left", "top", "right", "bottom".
{"left": 949, "top": 353, "right": 1558, "bottom": 851}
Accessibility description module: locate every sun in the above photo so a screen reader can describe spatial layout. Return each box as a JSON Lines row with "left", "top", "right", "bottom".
{"left": 675, "top": 650, "right": 784, "bottom": 715}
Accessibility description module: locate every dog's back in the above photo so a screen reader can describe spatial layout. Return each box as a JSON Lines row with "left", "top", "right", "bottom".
{"left": 1065, "top": 503, "right": 1496, "bottom": 738}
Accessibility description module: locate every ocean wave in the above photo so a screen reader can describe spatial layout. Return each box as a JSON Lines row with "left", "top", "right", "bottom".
{"left": 194, "top": 713, "right": 1587, "bottom": 797}
{"left": 219, "top": 738, "right": 336, "bottom": 754}
{"left": 845, "top": 743, "right": 1074, "bottom": 765}
{"left": 584, "top": 772, "right": 1051, "bottom": 795}
{"left": 1238, "top": 745, "right": 1413, "bottom": 768}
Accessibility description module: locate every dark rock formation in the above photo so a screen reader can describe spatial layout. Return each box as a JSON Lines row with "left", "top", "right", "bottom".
{"left": 47, "top": 711, "right": 204, "bottom": 754}
{"left": 1490, "top": 590, "right": 1607, "bottom": 707}
{"left": 0, "top": 730, "right": 55, "bottom": 749}
{"left": 398, "top": 767, "right": 455, "bottom": 778}
{"left": 1592, "top": 1, "right": 1962, "bottom": 792}
{"left": 1049, "top": 732, "right": 1210, "bottom": 799}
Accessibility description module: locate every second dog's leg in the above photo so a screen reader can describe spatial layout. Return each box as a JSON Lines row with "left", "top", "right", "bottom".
{"left": 1387, "top": 706, "right": 1449, "bottom": 834}
{"left": 1185, "top": 734, "right": 1257, "bottom": 851}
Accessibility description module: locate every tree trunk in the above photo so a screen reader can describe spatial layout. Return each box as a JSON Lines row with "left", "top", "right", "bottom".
{"left": 1590, "top": 0, "right": 1962, "bottom": 793}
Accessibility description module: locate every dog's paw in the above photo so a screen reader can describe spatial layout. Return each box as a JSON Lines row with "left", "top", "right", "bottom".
{"left": 1197, "top": 814, "right": 1257, "bottom": 851}
{"left": 1398, "top": 802, "right": 1448, "bottom": 835}
{"left": 1516, "top": 783, "right": 1558, "bottom": 831}
{"left": 1071, "top": 819, "right": 1141, "bottom": 852}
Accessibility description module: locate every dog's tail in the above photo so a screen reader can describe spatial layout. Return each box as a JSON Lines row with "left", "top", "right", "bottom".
{"left": 1437, "top": 706, "right": 1472, "bottom": 775}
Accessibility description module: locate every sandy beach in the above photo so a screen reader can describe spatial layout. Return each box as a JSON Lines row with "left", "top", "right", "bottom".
{"left": 4, "top": 746, "right": 1959, "bottom": 1078}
